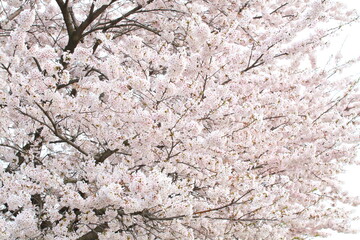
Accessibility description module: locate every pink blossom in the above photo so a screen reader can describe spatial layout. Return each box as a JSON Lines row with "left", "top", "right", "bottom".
{"left": 0, "top": 1, "right": 359, "bottom": 239}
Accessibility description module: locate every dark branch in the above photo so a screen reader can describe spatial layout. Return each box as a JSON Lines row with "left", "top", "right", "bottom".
{"left": 64, "top": 1, "right": 116, "bottom": 52}
{"left": 94, "top": 148, "right": 119, "bottom": 164}
{"left": 194, "top": 189, "right": 254, "bottom": 215}
{"left": 55, "top": 0, "right": 75, "bottom": 39}
{"left": 102, "top": 5, "right": 142, "bottom": 32}
{"left": 32, "top": 57, "right": 42, "bottom": 73}
{"left": 76, "top": 223, "right": 109, "bottom": 240}
{"left": 27, "top": 102, "right": 89, "bottom": 156}
{"left": 56, "top": 78, "right": 80, "bottom": 90}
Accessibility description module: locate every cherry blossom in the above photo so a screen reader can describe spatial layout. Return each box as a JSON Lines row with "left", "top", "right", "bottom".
{"left": 0, "top": 0, "right": 359, "bottom": 239}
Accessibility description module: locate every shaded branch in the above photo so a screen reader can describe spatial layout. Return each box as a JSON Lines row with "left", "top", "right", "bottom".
{"left": 271, "top": 3, "right": 288, "bottom": 15}
{"left": 94, "top": 148, "right": 119, "bottom": 163}
{"left": 238, "top": 1, "right": 250, "bottom": 14}
{"left": 56, "top": 78, "right": 80, "bottom": 90}
{"left": 32, "top": 57, "right": 42, "bottom": 73}
{"left": 253, "top": 3, "right": 289, "bottom": 19}
{"left": 101, "top": 5, "right": 143, "bottom": 33}
{"left": 0, "top": 5, "right": 24, "bottom": 26}
{"left": 69, "top": 6, "right": 79, "bottom": 29}
{"left": 84, "top": 19, "right": 161, "bottom": 38}
{"left": 63, "top": 0, "right": 116, "bottom": 52}
{"left": 204, "top": 216, "right": 277, "bottom": 222}
{"left": 17, "top": 103, "right": 89, "bottom": 156}
{"left": 313, "top": 79, "right": 359, "bottom": 123}
{"left": 35, "top": 102, "right": 89, "bottom": 156}
{"left": 241, "top": 54, "right": 264, "bottom": 73}
{"left": 76, "top": 223, "right": 109, "bottom": 240}
{"left": 0, "top": 63, "right": 12, "bottom": 76}
{"left": 0, "top": 143, "right": 26, "bottom": 154}
{"left": 194, "top": 189, "right": 254, "bottom": 215}
{"left": 85, "top": 67, "right": 109, "bottom": 80}
{"left": 55, "top": 0, "right": 75, "bottom": 39}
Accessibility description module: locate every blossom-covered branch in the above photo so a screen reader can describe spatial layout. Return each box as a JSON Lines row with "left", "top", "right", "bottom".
{"left": 0, "top": 0, "right": 359, "bottom": 239}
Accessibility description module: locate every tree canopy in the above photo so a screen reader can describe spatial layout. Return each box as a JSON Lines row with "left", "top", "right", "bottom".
{"left": 0, "top": 0, "right": 359, "bottom": 239}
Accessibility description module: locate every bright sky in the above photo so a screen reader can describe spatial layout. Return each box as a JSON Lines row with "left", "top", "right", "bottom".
{"left": 322, "top": 1, "right": 360, "bottom": 239}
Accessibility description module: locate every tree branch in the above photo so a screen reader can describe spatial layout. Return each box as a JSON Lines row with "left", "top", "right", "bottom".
{"left": 76, "top": 223, "right": 109, "bottom": 240}
{"left": 63, "top": 0, "right": 116, "bottom": 52}
{"left": 194, "top": 189, "right": 254, "bottom": 215}
{"left": 18, "top": 103, "right": 89, "bottom": 156}
{"left": 55, "top": 0, "right": 75, "bottom": 39}
{"left": 36, "top": 103, "right": 89, "bottom": 156}
{"left": 32, "top": 57, "right": 43, "bottom": 73}
{"left": 101, "top": 5, "right": 143, "bottom": 32}
{"left": 94, "top": 148, "right": 119, "bottom": 163}
{"left": 56, "top": 78, "right": 80, "bottom": 90}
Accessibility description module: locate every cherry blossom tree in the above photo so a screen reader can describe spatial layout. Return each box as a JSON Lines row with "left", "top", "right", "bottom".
{"left": 0, "top": 0, "right": 359, "bottom": 239}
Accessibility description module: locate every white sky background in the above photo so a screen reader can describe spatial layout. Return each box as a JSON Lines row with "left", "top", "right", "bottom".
{"left": 321, "top": 1, "right": 360, "bottom": 239}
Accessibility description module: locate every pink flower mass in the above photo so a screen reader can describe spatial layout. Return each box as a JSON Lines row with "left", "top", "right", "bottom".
{"left": 0, "top": 0, "right": 359, "bottom": 239}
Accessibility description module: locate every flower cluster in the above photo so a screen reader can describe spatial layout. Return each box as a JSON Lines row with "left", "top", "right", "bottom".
{"left": 0, "top": 0, "right": 359, "bottom": 239}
